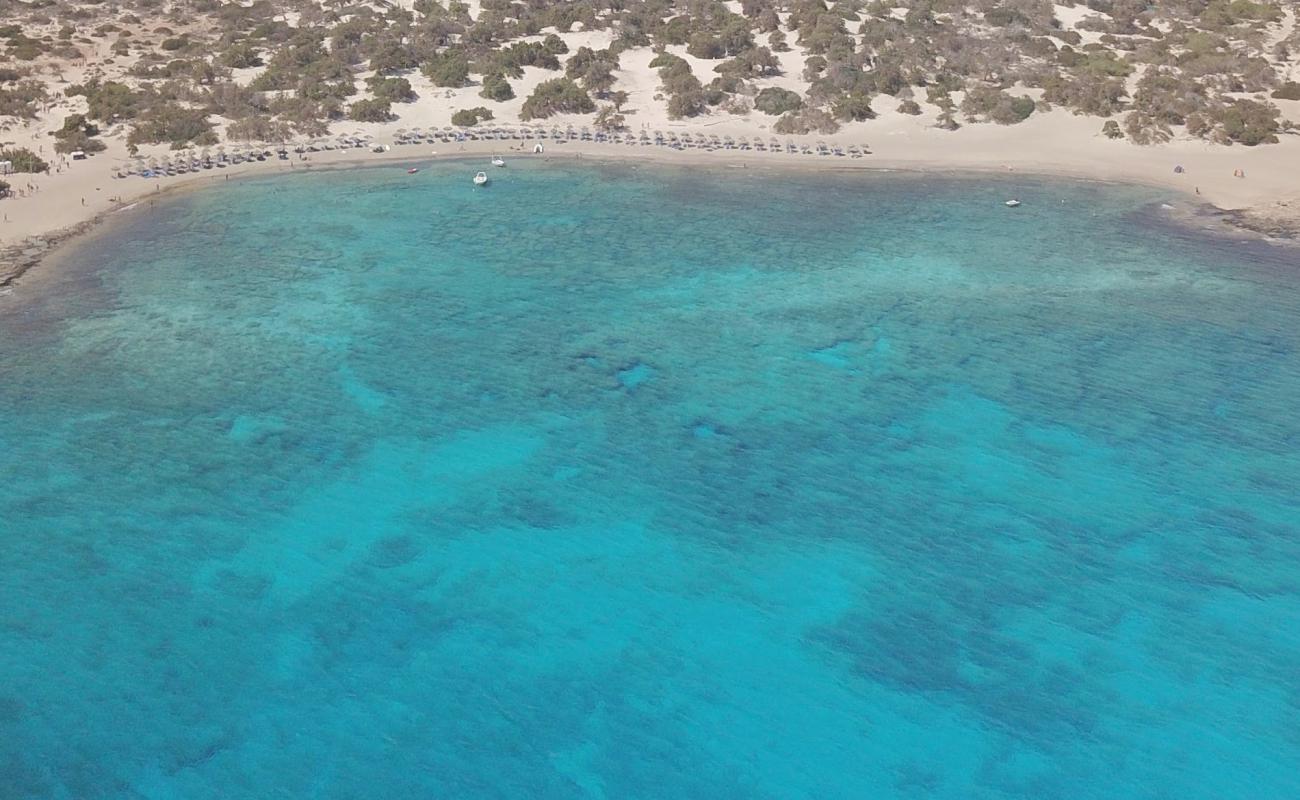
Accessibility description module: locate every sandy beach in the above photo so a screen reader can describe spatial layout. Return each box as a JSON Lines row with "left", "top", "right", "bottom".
{"left": 6, "top": 0, "right": 1300, "bottom": 288}
{"left": 5, "top": 0, "right": 1300, "bottom": 290}
{"left": 5, "top": 0, "right": 1300, "bottom": 293}
{"left": 5, "top": 107, "right": 1299, "bottom": 293}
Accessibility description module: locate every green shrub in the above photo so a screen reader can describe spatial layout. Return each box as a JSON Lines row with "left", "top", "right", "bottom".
{"left": 520, "top": 78, "right": 594, "bottom": 119}
{"left": 423, "top": 52, "right": 470, "bottom": 87}
{"left": 0, "top": 147, "right": 49, "bottom": 173}
{"left": 69, "top": 79, "right": 141, "bottom": 122}
{"left": 7, "top": 35, "right": 49, "bottom": 60}
{"left": 1271, "top": 82, "right": 1300, "bottom": 100}
{"left": 1216, "top": 98, "right": 1280, "bottom": 145}
{"left": 542, "top": 33, "right": 568, "bottom": 55}
{"left": 127, "top": 106, "right": 218, "bottom": 149}
{"left": 985, "top": 7, "right": 1029, "bottom": 26}
{"left": 367, "top": 75, "right": 415, "bottom": 103}
{"left": 667, "top": 90, "right": 706, "bottom": 118}
{"left": 451, "top": 106, "right": 493, "bottom": 126}
{"left": 480, "top": 73, "right": 514, "bottom": 101}
{"left": 0, "top": 78, "right": 46, "bottom": 118}
{"left": 1007, "top": 95, "right": 1036, "bottom": 122}
{"left": 220, "top": 42, "right": 261, "bottom": 68}
{"left": 348, "top": 98, "right": 392, "bottom": 121}
{"left": 754, "top": 87, "right": 803, "bottom": 115}
{"left": 772, "top": 108, "right": 840, "bottom": 134}
{"left": 962, "top": 86, "right": 1035, "bottom": 124}
{"left": 686, "top": 32, "right": 725, "bottom": 59}
{"left": 833, "top": 92, "right": 876, "bottom": 121}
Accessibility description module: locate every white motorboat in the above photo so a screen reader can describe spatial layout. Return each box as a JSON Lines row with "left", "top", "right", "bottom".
{"left": 1005, "top": 199, "right": 1021, "bottom": 207}
{"left": 473, "top": 171, "right": 489, "bottom": 186}
{"left": 491, "top": 157, "right": 506, "bottom": 167}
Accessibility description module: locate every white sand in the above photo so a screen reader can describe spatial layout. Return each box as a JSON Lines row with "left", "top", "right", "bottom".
{"left": 4, "top": 22, "right": 1300, "bottom": 284}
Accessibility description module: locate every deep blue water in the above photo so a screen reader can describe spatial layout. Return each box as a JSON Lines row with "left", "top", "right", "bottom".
{"left": 2, "top": 161, "right": 1299, "bottom": 799}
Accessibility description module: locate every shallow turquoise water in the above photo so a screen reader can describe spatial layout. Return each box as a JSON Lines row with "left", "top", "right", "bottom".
{"left": 2, "top": 161, "right": 1299, "bottom": 799}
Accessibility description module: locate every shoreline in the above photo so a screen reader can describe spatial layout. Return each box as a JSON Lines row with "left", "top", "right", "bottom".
{"left": 3, "top": 132, "right": 1297, "bottom": 294}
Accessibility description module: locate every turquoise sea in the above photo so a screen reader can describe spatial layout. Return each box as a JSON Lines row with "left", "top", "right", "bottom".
{"left": 2, "top": 161, "right": 1298, "bottom": 799}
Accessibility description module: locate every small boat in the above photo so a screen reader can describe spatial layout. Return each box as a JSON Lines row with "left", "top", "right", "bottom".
{"left": 491, "top": 157, "right": 506, "bottom": 167}
{"left": 407, "top": 167, "right": 420, "bottom": 175}
{"left": 1005, "top": 199, "right": 1021, "bottom": 207}
{"left": 473, "top": 171, "right": 489, "bottom": 186}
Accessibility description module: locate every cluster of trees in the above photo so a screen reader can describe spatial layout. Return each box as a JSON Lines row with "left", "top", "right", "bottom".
{"left": 652, "top": 52, "right": 707, "bottom": 119}
{"left": 521, "top": 78, "right": 594, "bottom": 119}
{"left": 53, "top": 113, "right": 107, "bottom": 155}
{"left": 566, "top": 46, "right": 619, "bottom": 99}
{"left": 0, "top": 70, "right": 46, "bottom": 119}
{"left": 348, "top": 98, "right": 392, "bottom": 122}
{"left": 451, "top": 106, "right": 494, "bottom": 126}
{"left": 64, "top": 78, "right": 218, "bottom": 150}
{"left": 127, "top": 105, "right": 218, "bottom": 149}
{"left": 0, "top": 24, "right": 50, "bottom": 61}
{"left": 961, "top": 86, "right": 1037, "bottom": 125}
{"left": 755, "top": 87, "right": 802, "bottom": 115}
{"left": 3, "top": 0, "right": 1294, "bottom": 151}
{"left": 0, "top": 146, "right": 48, "bottom": 173}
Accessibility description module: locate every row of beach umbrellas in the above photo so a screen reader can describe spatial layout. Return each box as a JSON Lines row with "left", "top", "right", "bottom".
{"left": 112, "top": 128, "right": 871, "bottom": 179}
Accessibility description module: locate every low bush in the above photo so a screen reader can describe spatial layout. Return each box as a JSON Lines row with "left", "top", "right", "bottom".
{"left": 520, "top": 78, "right": 594, "bottom": 119}
{"left": 451, "top": 106, "right": 494, "bottom": 126}
{"left": 347, "top": 98, "right": 392, "bottom": 122}
{"left": 1271, "top": 82, "right": 1300, "bottom": 100}
{"left": 754, "top": 87, "right": 802, "bottom": 115}
{"left": 0, "top": 147, "right": 49, "bottom": 173}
